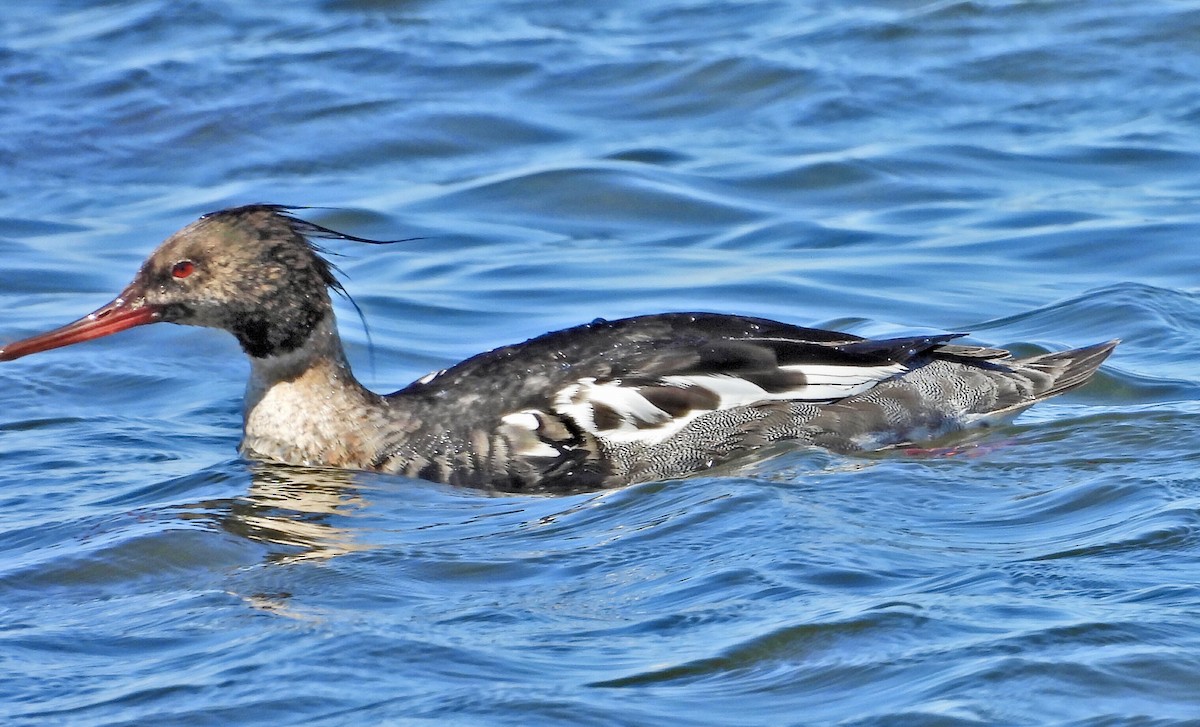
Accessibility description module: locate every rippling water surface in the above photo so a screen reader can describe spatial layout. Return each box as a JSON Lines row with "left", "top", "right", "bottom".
{"left": 3, "top": 1, "right": 1200, "bottom": 724}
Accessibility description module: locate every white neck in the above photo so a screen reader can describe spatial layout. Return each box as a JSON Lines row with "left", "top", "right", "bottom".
{"left": 240, "top": 315, "right": 387, "bottom": 468}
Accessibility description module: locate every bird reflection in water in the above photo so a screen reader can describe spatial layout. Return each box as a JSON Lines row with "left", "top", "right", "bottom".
{"left": 211, "top": 462, "right": 370, "bottom": 565}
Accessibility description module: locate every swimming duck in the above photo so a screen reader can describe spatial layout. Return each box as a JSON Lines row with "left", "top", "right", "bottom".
{"left": 0, "top": 205, "right": 1117, "bottom": 490}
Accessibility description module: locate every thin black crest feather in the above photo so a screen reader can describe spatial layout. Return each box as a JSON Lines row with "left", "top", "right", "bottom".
{"left": 282, "top": 208, "right": 422, "bottom": 246}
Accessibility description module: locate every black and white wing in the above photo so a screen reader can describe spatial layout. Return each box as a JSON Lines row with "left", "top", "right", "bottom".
{"left": 498, "top": 321, "right": 962, "bottom": 458}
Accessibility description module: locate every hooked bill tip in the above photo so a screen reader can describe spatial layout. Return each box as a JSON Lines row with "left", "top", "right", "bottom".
{"left": 0, "top": 299, "right": 162, "bottom": 362}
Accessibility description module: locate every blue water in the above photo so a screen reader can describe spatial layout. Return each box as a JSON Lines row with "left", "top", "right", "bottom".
{"left": 3, "top": 1, "right": 1200, "bottom": 724}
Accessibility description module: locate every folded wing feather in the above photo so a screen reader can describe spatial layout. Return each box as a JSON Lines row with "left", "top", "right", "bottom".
{"left": 500, "top": 332, "right": 959, "bottom": 455}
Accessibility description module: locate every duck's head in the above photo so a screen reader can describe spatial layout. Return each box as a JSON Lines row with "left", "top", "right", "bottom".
{"left": 1, "top": 205, "right": 373, "bottom": 362}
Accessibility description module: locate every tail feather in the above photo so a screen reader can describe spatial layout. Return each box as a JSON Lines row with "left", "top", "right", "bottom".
{"left": 1015, "top": 339, "right": 1119, "bottom": 402}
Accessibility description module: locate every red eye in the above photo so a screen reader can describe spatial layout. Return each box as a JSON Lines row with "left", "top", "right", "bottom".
{"left": 171, "top": 260, "right": 195, "bottom": 279}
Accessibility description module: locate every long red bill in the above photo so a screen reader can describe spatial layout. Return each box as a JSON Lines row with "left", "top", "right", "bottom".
{"left": 0, "top": 295, "right": 162, "bottom": 362}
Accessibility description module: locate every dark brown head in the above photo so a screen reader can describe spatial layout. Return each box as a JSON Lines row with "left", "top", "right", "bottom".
{"left": 1, "top": 205, "right": 366, "bottom": 361}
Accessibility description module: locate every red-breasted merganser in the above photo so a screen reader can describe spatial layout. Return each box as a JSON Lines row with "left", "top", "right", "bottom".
{"left": 1, "top": 205, "right": 1117, "bottom": 490}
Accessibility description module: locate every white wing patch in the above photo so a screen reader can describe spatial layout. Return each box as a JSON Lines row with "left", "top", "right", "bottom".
{"left": 554, "top": 361, "right": 906, "bottom": 445}
{"left": 500, "top": 411, "right": 563, "bottom": 457}
{"left": 774, "top": 363, "right": 906, "bottom": 398}
{"left": 562, "top": 380, "right": 673, "bottom": 426}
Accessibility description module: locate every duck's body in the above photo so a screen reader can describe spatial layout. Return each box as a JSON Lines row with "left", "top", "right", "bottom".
{"left": 1, "top": 205, "right": 1117, "bottom": 491}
